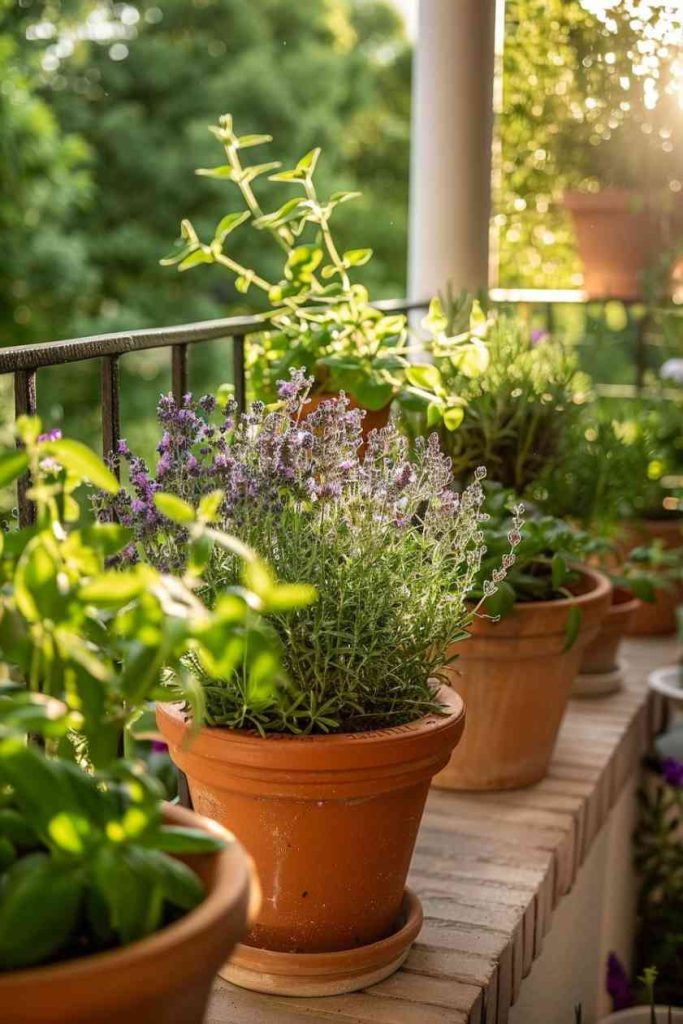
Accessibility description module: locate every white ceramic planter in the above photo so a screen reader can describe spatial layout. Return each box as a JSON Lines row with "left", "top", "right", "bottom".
{"left": 649, "top": 665, "right": 683, "bottom": 710}
{"left": 602, "top": 1009, "right": 683, "bottom": 1023}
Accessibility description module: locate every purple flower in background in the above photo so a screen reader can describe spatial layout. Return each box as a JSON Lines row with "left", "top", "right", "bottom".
{"left": 37, "top": 428, "right": 62, "bottom": 443}
{"left": 530, "top": 328, "right": 549, "bottom": 348}
{"left": 606, "top": 953, "right": 633, "bottom": 1011}
{"left": 661, "top": 757, "right": 683, "bottom": 788}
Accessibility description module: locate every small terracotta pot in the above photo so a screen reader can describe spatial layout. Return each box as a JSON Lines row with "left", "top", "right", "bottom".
{"left": 433, "top": 567, "right": 612, "bottom": 791}
{"left": 0, "top": 803, "right": 254, "bottom": 1024}
{"left": 157, "top": 689, "right": 464, "bottom": 969}
{"left": 300, "top": 390, "right": 391, "bottom": 456}
{"left": 625, "top": 581, "right": 681, "bottom": 636}
{"left": 578, "top": 586, "right": 640, "bottom": 676}
{"left": 564, "top": 188, "right": 665, "bottom": 300}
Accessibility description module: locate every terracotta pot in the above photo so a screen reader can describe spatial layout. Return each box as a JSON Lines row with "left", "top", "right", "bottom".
{"left": 0, "top": 803, "right": 254, "bottom": 1024}
{"left": 564, "top": 188, "right": 665, "bottom": 300}
{"left": 300, "top": 391, "right": 391, "bottom": 456}
{"left": 433, "top": 567, "right": 612, "bottom": 791}
{"left": 625, "top": 580, "right": 681, "bottom": 636}
{"left": 157, "top": 689, "right": 465, "bottom": 966}
{"left": 578, "top": 586, "right": 640, "bottom": 676}
{"left": 620, "top": 517, "right": 683, "bottom": 553}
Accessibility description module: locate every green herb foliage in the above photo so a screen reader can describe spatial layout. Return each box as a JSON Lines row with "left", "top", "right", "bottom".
{"left": 0, "top": 418, "right": 305, "bottom": 969}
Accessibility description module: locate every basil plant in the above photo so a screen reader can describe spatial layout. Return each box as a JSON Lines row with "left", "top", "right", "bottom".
{"left": 0, "top": 417, "right": 312, "bottom": 970}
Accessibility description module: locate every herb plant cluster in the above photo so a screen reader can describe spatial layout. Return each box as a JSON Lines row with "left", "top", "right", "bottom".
{"left": 0, "top": 419, "right": 305, "bottom": 970}
{"left": 98, "top": 371, "right": 518, "bottom": 735}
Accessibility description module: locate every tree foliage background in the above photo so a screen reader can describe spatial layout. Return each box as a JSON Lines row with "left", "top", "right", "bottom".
{"left": 2, "top": 0, "right": 682, "bottom": 447}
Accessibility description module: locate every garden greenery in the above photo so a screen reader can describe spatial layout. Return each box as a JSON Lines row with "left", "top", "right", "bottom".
{"left": 161, "top": 115, "right": 485, "bottom": 413}
{"left": 0, "top": 419, "right": 306, "bottom": 970}
{"left": 98, "top": 371, "right": 519, "bottom": 735}
{"left": 402, "top": 311, "right": 585, "bottom": 494}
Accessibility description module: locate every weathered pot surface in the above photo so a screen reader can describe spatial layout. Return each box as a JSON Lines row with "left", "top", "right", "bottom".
{"left": 0, "top": 803, "right": 254, "bottom": 1024}
{"left": 157, "top": 685, "right": 465, "bottom": 990}
{"left": 434, "top": 566, "right": 612, "bottom": 790}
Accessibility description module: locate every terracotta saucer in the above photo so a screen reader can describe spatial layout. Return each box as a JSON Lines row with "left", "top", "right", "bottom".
{"left": 220, "top": 889, "right": 422, "bottom": 996}
{"left": 572, "top": 662, "right": 625, "bottom": 697}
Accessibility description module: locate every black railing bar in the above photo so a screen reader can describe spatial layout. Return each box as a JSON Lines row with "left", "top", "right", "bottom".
{"left": 0, "top": 300, "right": 427, "bottom": 376}
{"left": 101, "top": 355, "right": 121, "bottom": 466}
{"left": 0, "top": 317, "right": 262, "bottom": 374}
{"left": 171, "top": 344, "right": 188, "bottom": 402}
{"left": 15, "top": 369, "right": 37, "bottom": 526}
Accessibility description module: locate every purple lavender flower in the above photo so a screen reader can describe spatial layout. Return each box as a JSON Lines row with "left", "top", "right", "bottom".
{"left": 661, "top": 757, "right": 683, "bottom": 788}
{"left": 37, "top": 428, "right": 62, "bottom": 443}
{"left": 606, "top": 953, "right": 633, "bottom": 1011}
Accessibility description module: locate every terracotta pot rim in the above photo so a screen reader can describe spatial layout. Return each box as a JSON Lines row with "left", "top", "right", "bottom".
{"left": 0, "top": 803, "right": 251, "bottom": 991}
{"left": 563, "top": 187, "right": 649, "bottom": 212}
{"left": 609, "top": 587, "right": 641, "bottom": 616}
{"left": 484, "top": 565, "right": 611, "bottom": 616}
{"left": 158, "top": 685, "right": 464, "bottom": 750}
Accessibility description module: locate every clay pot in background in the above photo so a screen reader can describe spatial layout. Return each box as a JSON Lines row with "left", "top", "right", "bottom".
{"left": 564, "top": 188, "right": 664, "bottom": 300}
{"left": 620, "top": 517, "right": 683, "bottom": 553}
{"left": 625, "top": 581, "right": 681, "bottom": 637}
{"left": 434, "top": 567, "right": 611, "bottom": 791}
{"left": 573, "top": 587, "right": 640, "bottom": 696}
{"left": 157, "top": 688, "right": 465, "bottom": 994}
{"left": 300, "top": 391, "right": 391, "bottom": 456}
{"left": 0, "top": 803, "right": 254, "bottom": 1024}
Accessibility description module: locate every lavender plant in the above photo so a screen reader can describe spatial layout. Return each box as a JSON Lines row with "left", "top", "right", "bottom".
{"left": 97, "top": 372, "right": 518, "bottom": 735}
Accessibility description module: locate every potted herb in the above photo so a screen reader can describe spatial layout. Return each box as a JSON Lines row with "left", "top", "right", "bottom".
{"left": 98, "top": 372, "right": 515, "bottom": 995}
{"left": 601, "top": 967, "right": 683, "bottom": 1021}
{"left": 401, "top": 303, "right": 584, "bottom": 494}
{"left": 623, "top": 543, "right": 683, "bottom": 637}
{"left": 161, "top": 115, "right": 414, "bottom": 433}
{"left": 434, "top": 487, "right": 611, "bottom": 791}
{"left": 0, "top": 419, "right": 305, "bottom": 1022}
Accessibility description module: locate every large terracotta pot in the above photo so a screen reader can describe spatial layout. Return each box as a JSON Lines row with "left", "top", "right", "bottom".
{"left": 434, "top": 567, "right": 611, "bottom": 791}
{"left": 564, "top": 188, "right": 664, "bottom": 300}
{"left": 301, "top": 390, "right": 391, "bottom": 456}
{"left": 157, "top": 689, "right": 465, "bottom": 991}
{"left": 0, "top": 803, "right": 254, "bottom": 1024}
{"left": 577, "top": 586, "right": 640, "bottom": 676}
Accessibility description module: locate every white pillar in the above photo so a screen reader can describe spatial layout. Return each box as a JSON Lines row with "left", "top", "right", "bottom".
{"left": 408, "top": 0, "right": 498, "bottom": 300}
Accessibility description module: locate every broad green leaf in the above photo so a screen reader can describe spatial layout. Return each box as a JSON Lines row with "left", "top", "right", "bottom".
{"left": 236, "top": 133, "right": 272, "bottom": 148}
{"left": 551, "top": 553, "right": 568, "bottom": 590}
{"left": 43, "top": 439, "right": 119, "bottom": 494}
{"left": 342, "top": 248, "right": 372, "bottom": 267}
{"left": 241, "top": 161, "right": 281, "bottom": 183}
{"left": 214, "top": 211, "right": 250, "bottom": 244}
{"left": 178, "top": 249, "right": 213, "bottom": 272}
{"left": 351, "top": 378, "right": 394, "bottom": 412}
{"left": 562, "top": 605, "right": 582, "bottom": 652}
{"left": 47, "top": 811, "right": 90, "bottom": 855}
{"left": 159, "top": 243, "right": 194, "bottom": 267}
{"left": 14, "top": 535, "right": 61, "bottom": 622}
{"left": 15, "top": 416, "right": 41, "bottom": 446}
{"left": 450, "top": 340, "right": 490, "bottom": 378}
{"left": 443, "top": 405, "right": 465, "bottom": 431}
{"left": 154, "top": 493, "right": 196, "bottom": 525}
{"left": 195, "top": 165, "right": 234, "bottom": 179}
{"left": 79, "top": 523, "right": 132, "bottom": 557}
{"left": 264, "top": 582, "right": 317, "bottom": 613}
{"left": 150, "top": 826, "right": 225, "bottom": 854}
{"left": 426, "top": 401, "right": 443, "bottom": 429}
{"left": 0, "top": 854, "right": 83, "bottom": 969}
{"left": 405, "top": 363, "right": 442, "bottom": 393}
{"left": 198, "top": 490, "right": 224, "bottom": 524}
{"left": 296, "top": 148, "right": 320, "bottom": 174}
{"left": 0, "top": 451, "right": 28, "bottom": 488}
{"left": 78, "top": 570, "right": 149, "bottom": 606}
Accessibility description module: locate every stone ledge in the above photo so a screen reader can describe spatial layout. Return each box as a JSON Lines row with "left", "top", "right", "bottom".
{"left": 208, "top": 638, "right": 675, "bottom": 1024}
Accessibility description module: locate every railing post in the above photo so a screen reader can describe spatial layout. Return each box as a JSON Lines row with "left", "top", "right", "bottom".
{"left": 233, "top": 336, "right": 246, "bottom": 412}
{"left": 14, "top": 370, "right": 37, "bottom": 527}
{"left": 101, "top": 355, "right": 121, "bottom": 467}
{"left": 172, "top": 344, "right": 188, "bottom": 403}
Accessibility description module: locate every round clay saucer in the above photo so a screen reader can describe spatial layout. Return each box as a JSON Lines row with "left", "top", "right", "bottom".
{"left": 220, "top": 888, "right": 422, "bottom": 997}
{"left": 573, "top": 662, "right": 625, "bottom": 698}
{"left": 649, "top": 664, "right": 683, "bottom": 710}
